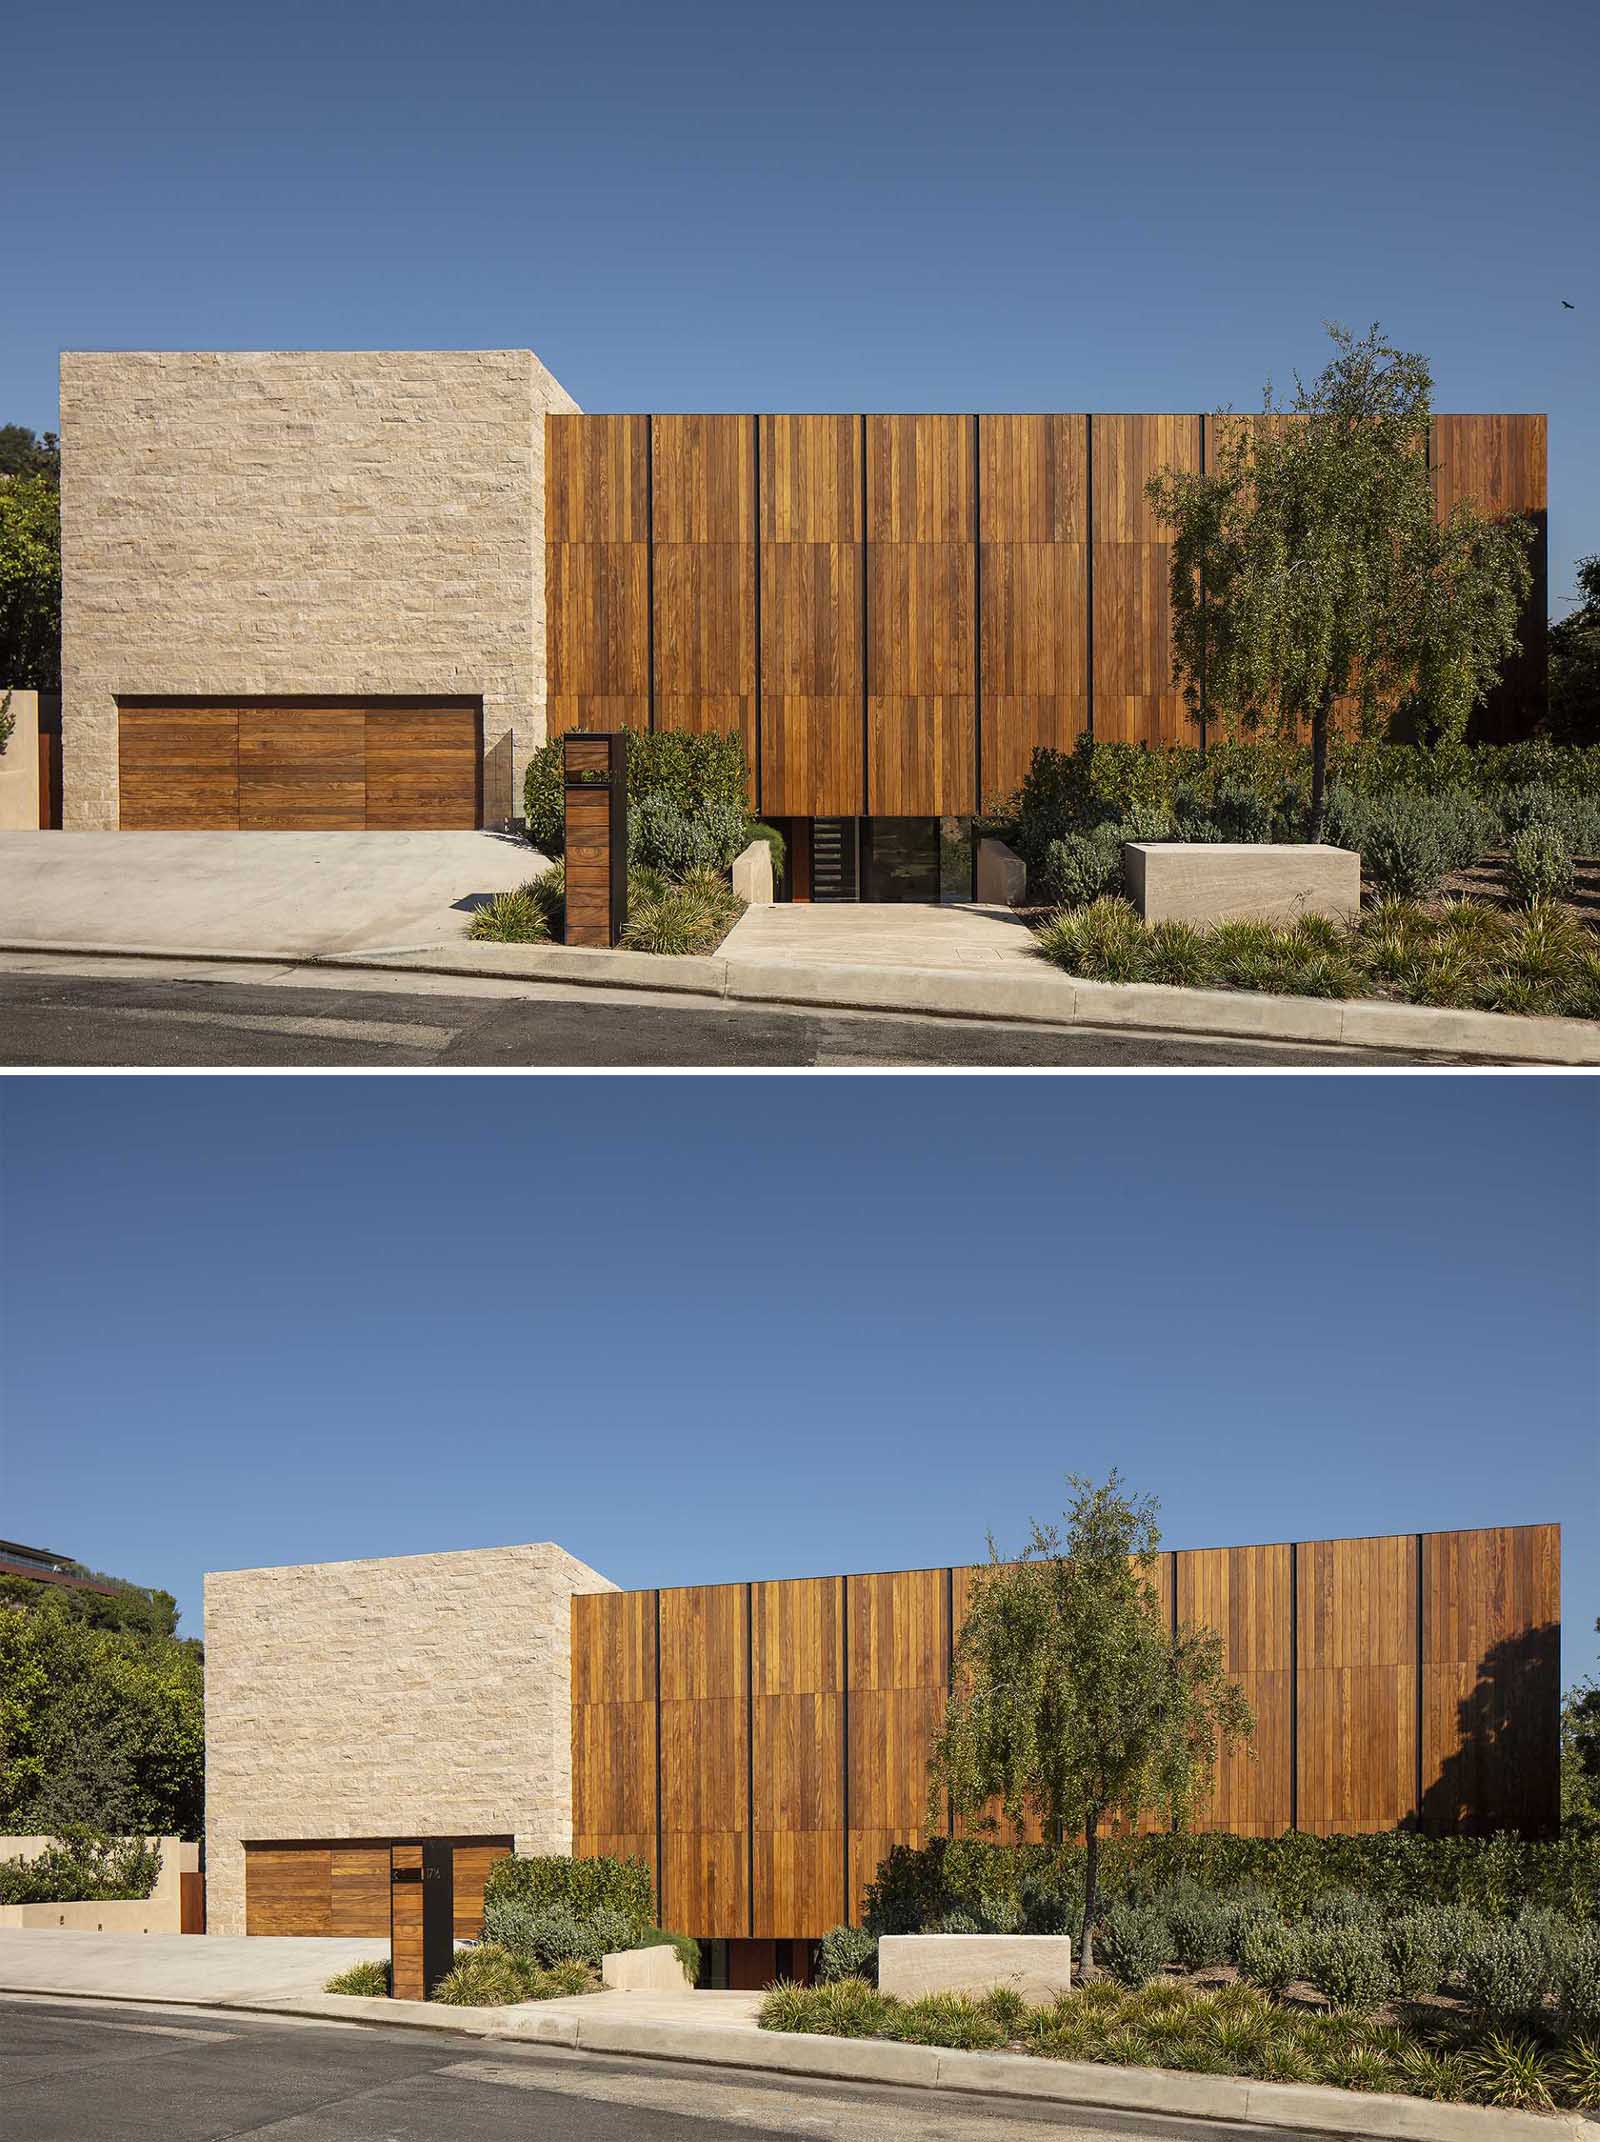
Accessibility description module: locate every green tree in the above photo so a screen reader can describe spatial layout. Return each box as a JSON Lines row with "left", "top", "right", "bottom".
{"left": 0, "top": 472, "right": 61, "bottom": 689}
{"left": 1549, "top": 556, "right": 1600, "bottom": 744}
{"left": 1561, "top": 1619, "right": 1600, "bottom": 1838}
{"left": 0, "top": 1583, "right": 204, "bottom": 1839}
{"left": 1147, "top": 323, "right": 1535, "bottom": 840}
{"left": 926, "top": 1475, "right": 1253, "bottom": 1970}
{"left": 0, "top": 425, "right": 60, "bottom": 483}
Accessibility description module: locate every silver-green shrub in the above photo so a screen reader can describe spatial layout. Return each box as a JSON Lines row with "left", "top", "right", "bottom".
{"left": 1238, "top": 1919, "right": 1304, "bottom": 1996}
{"left": 1508, "top": 823, "right": 1576, "bottom": 905}
{"left": 1099, "top": 1903, "right": 1171, "bottom": 1988}
{"left": 817, "top": 1925, "right": 879, "bottom": 1984}
{"left": 1038, "top": 825, "right": 1125, "bottom": 907}
{"left": 1301, "top": 1925, "right": 1394, "bottom": 2012}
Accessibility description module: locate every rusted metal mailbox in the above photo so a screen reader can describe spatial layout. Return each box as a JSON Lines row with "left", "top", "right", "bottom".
{"left": 390, "top": 1841, "right": 454, "bottom": 2000}
{"left": 563, "top": 732, "right": 629, "bottom": 947}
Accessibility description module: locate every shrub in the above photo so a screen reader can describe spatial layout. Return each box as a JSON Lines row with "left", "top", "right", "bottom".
{"left": 628, "top": 792, "right": 751, "bottom": 876}
{"left": 483, "top": 1852, "right": 653, "bottom": 1928}
{"left": 748, "top": 821, "right": 786, "bottom": 892}
{"left": 1238, "top": 1920, "right": 1304, "bottom": 1997}
{"left": 1461, "top": 1921, "right": 1556, "bottom": 2032}
{"left": 522, "top": 728, "right": 751, "bottom": 858}
{"left": 760, "top": 1976, "right": 891, "bottom": 2037}
{"left": 818, "top": 1925, "right": 879, "bottom": 1984}
{"left": 1286, "top": 1926, "right": 1394, "bottom": 2013}
{"left": 1508, "top": 823, "right": 1576, "bottom": 906}
{"left": 1100, "top": 1904, "right": 1171, "bottom": 1989}
{"left": 0, "top": 1833, "right": 161, "bottom": 1905}
{"left": 882, "top": 1992, "right": 1009, "bottom": 2050}
{"left": 468, "top": 885, "right": 552, "bottom": 944}
{"left": 621, "top": 872, "right": 743, "bottom": 955}
{"left": 324, "top": 1958, "right": 390, "bottom": 1996}
{"left": 1163, "top": 1882, "right": 1236, "bottom": 1970}
{"left": 431, "top": 1944, "right": 540, "bottom": 2007}
{"left": 1037, "top": 825, "right": 1125, "bottom": 907}
{"left": 1356, "top": 796, "right": 1454, "bottom": 898}
{"left": 1385, "top": 1909, "right": 1451, "bottom": 1999}
{"left": 482, "top": 1900, "right": 642, "bottom": 1968}
{"left": 1555, "top": 1925, "right": 1600, "bottom": 2037}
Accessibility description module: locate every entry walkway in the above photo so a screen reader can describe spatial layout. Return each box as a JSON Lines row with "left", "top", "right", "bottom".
{"left": 721, "top": 901, "right": 1037, "bottom": 971}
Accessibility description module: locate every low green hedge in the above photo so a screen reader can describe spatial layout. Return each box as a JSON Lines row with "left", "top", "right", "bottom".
{"left": 482, "top": 1851, "right": 654, "bottom": 1926}
{"left": 0, "top": 1833, "right": 162, "bottom": 1905}
{"left": 523, "top": 729, "right": 751, "bottom": 859}
{"left": 862, "top": 1832, "right": 1600, "bottom": 1937}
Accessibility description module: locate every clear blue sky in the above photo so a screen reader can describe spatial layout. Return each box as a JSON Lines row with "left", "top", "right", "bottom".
{"left": 3, "top": 0, "right": 1595, "bottom": 607}
{"left": 1, "top": 1075, "right": 1594, "bottom": 1680}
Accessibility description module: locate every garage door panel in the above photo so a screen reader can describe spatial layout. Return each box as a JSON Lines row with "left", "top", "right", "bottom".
{"left": 119, "top": 708, "right": 239, "bottom": 829}
{"left": 365, "top": 707, "right": 480, "bottom": 829}
{"left": 245, "top": 1846, "right": 333, "bottom": 1935}
{"left": 238, "top": 709, "right": 366, "bottom": 830}
{"left": 117, "top": 700, "right": 481, "bottom": 829}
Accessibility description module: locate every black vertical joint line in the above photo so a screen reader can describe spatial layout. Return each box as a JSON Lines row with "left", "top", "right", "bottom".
{"left": 752, "top": 417, "right": 762, "bottom": 821}
{"left": 653, "top": 1589, "right": 664, "bottom": 1919}
{"left": 840, "top": 1575, "right": 851, "bottom": 1924}
{"left": 1413, "top": 1542, "right": 1430, "bottom": 1824}
{"left": 945, "top": 1565, "right": 956, "bottom": 1835}
{"left": 1289, "top": 1546, "right": 1299, "bottom": 1833}
{"left": 972, "top": 414, "right": 982, "bottom": 834}
{"left": 1198, "top": 414, "right": 1208, "bottom": 755}
{"left": 746, "top": 1581, "right": 755, "bottom": 1939}
{"left": 1170, "top": 1555, "right": 1181, "bottom": 1831}
{"left": 1084, "top": 414, "right": 1095, "bottom": 743}
{"left": 860, "top": 415, "right": 870, "bottom": 826}
{"left": 645, "top": 418, "right": 656, "bottom": 734}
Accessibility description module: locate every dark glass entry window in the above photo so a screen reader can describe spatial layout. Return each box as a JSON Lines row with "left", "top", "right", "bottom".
{"left": 862, "top": 818, "right": 940, "bottom": 902}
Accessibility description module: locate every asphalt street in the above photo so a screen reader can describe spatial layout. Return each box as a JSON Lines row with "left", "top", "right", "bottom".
{"left": 0, "top": 960, "right": 1444, "bottom": 1067}
{"left": 0, "top": 1995, "right": 1291, "bottom": 2142}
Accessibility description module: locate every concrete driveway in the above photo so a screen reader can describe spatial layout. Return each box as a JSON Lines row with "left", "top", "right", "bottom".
{"left": 0, "top": 831, "right": 546, "bottom": 958}
{"left": 0, "top": 1928, "right": 388, "bottom": 2005}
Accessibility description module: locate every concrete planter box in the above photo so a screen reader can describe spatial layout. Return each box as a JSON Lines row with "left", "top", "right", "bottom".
{"left": 601, "top": 1942, "right": 694, "bottom": 1993}
{"left": 976, "top": 837, "right": 1027, "bottom": 907}
{"left": 732, "top": 838, "right": 774, "bottom": 905}
{"left": 877, "top": 1933, "right": 1072, "bottom": 2004}
{"left": 1124, "top": 841, "right": 1360, "bottom": 928}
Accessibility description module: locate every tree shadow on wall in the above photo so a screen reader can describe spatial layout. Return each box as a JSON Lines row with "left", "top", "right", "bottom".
{"left": 1416, "top": 1623, "right": 1560, "bottom": 1840}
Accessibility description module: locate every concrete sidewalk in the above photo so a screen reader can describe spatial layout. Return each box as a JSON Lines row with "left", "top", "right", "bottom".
{"left": 0, "top": 1933, "right": 1574, "bottom": 2140}
{"left": 0, "top": 831, "right": 543, "bottom": 958}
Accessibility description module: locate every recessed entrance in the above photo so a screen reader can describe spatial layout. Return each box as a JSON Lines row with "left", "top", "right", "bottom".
{"left": 776, "top": 817, "right": 975, "bottom": 903}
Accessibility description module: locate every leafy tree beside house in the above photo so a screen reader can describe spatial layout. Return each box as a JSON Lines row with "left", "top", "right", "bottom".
{"left": 1562, "top": 1618, "right": 1600, "bottom": 1838}
{"left": 1147, "top": 324, "right": 1535, "bottom": 841}
{"left": 0, "top": 466, "right": 61, "bottom": 691}
{"left": 926, "top": 1475, "right": 1252, "bottom": 1972}
{"left": 1549, "top": 556, "right": 1600, "bottom": 745}
{"left": 0, "top": 1569, "right": 203, "bottom": 1839}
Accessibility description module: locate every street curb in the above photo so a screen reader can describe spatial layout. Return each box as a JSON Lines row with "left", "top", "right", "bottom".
{"left": 4, "top": 935, "right": 1598, "bottom": 1063}
{"left": 1, "top": 1981, "right": 1583, "bottom": 2137}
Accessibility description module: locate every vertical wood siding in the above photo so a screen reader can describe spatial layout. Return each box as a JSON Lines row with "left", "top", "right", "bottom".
{"left": 651, "top": 415, "right": 757, "bottom": 792}
{"left": 978, "top": 414, "right": 1089, "bottom": 807}
{"left": 572, "top": 1524, "right": 1557, "bottom": 1941}
{"left": 546, "top": 413, "right": 1547, "bottom": 810}
{"left": 1176, "top": 1544, "right": 1293, "bottom": 1835}
{"left": 659, "top": 1583, "right": 749, "bottom": 1938}
{"left": 1421, "top": 1523, "right": 1560, "bottom": 1836}
{"left": 751, "top": 1576, "right": 845, "bottom": 1938}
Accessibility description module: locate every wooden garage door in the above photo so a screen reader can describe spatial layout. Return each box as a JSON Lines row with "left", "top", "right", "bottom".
{"left": 118, "top": 700, "right": 480, "bottom": 829}
{"left": 244, "top": 1837, "right": 512, "bottom": 1936}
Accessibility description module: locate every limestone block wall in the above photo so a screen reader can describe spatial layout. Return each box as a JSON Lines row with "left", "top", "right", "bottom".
{"left": 203, "top": 1542, "right": 613, "bottom": 1937}
{"left": 59, "top": 349, "right": 580, "bottom": 829}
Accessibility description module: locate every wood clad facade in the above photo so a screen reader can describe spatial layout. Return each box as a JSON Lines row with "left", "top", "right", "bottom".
{"left": 571, "top": 1525, "right": 1557, "bottom": 1943}
{"left": 118, "top": 700, "right": 481, "bottom": 830}
{"left": 546, "top": 412, "right": 1547, "bottom": 818}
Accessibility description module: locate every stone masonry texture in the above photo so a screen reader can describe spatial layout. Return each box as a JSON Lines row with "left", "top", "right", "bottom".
{"left": 203, "top": 1542, "right": 613, "bottom": 1938}
{"left": 59, "top": 349, "right": 580, "bottom": 829}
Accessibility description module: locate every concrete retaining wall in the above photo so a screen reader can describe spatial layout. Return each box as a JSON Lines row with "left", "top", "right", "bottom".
{"left": 0, "top": 690, "right": 41, "bottom": 829}
{"left": 878, "top": 1933, "right": 1073, "bottom": 2003}
{"left": 0, "top": 1836, "right": 196, "bottom": 1932}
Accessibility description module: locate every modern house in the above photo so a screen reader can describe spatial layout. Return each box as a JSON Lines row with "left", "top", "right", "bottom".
{"left": 203, "top": 1522, "right": 1560, "bottom": 1984}
{"left": 0, "top": 1537, "right": 120, "bottom": 1599}
{"left": 57, "top": 352, "right": 1547, "bottom": 899}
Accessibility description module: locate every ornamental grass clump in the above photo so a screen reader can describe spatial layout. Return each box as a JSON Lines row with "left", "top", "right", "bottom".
{"left": 324, "top": 1958, "right": 390, "bottom": 1996}
{"left": 881, "top": 1992, "right": 1009, "bottom": 2051}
